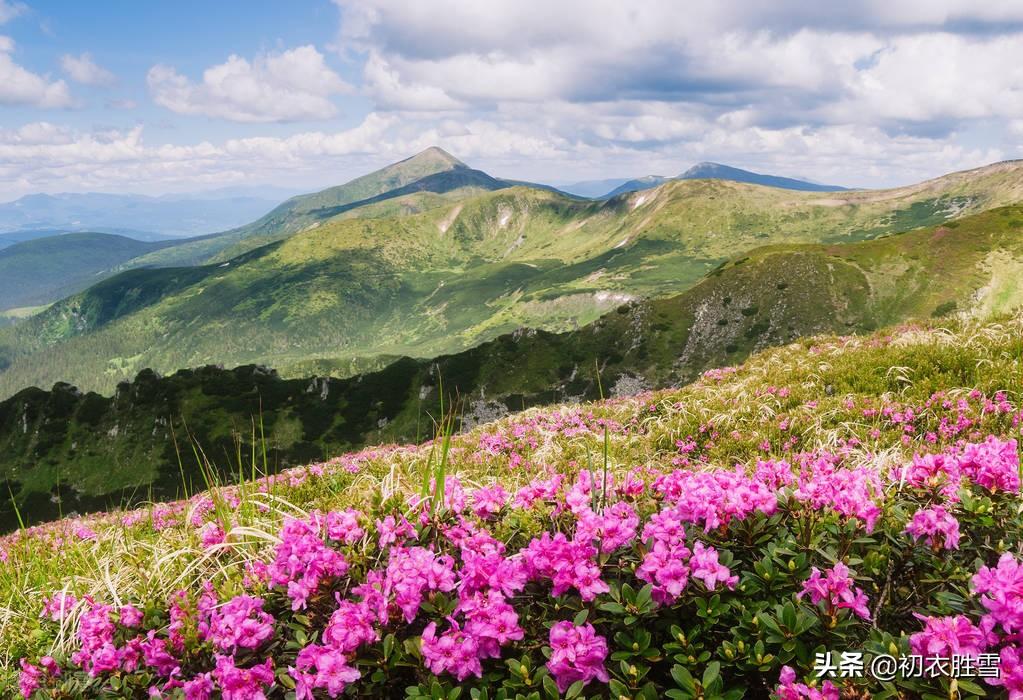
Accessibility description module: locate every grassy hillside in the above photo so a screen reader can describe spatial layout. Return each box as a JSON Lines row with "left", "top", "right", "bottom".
{"left": 4, "top": 156, "right": 1023, "bottom": 399}
{"left": 3, "top": 309, "right": 1022, "bottom": 696}
{"left": 0, "top": 233, "right": 173, "bottom": 312}
{"left": 2, "top": 205, "right": 1022, "bottom": 527}
{"left": 125, "top": 147, "right": 510, "bottom": 268}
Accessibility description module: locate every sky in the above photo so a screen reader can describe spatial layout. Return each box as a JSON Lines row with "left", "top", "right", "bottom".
{"left": 1, "top": 0, "right": 1023, "bottom": 199}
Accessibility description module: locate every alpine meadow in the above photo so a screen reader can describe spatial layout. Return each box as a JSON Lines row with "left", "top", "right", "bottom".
{"left": 3, "top": 3, "right": 1023, "bottom": 700}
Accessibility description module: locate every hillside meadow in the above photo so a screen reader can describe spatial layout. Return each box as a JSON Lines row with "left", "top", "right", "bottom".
{"left": 3, "top": 311, "right": 1023, "bottom": 697}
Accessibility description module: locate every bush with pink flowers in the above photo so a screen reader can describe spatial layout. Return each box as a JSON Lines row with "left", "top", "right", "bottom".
{"left": 5, "top": 315, "right": 1023, "bottom": 698}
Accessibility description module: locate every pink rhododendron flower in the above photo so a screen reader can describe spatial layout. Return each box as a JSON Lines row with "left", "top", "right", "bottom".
{"left": 471, "top": 483, "right": 508, "bottom": 519}
{"left": 291, "top": 644, "right": 361, "bottom": 699}
{"left": 324, "top": 508, "right": 365, "bottom": 544}
{"left": 958, "top": 436, "right": 1020, "bottom": 493}
{"left": 212, "top": 655, "right": 275, "bottom": 700}
{"left": 207, "top": 595, "right": 275, "bottom": 652}
{"left": 798, "top": 563, "right": 871, "bottom": 620}
{"left": 546, "top": 621, "right": 609, "bottom": 692}
{"left": 972, "top": 553, "right": 1023, "bottom": 634}
{"left": 120, "top": 604, "right": 144, "bottom": 628}
{"left": 909, "top": 614, "right": 995, "bottom": 659}
{"left": 384, "top": 545, "right": 457, "bottom": 622}
{"left": 270, "top": 514, "right": 348, "bottom": 610}
{"left": 523, "top": 532, "right": 608, "bottom": 601}
{"left": 421, "top": 622, "right": 483, "bottom": 680}
{"left": 773, "top": 665, "right": 839, "bottom": 699}
{"left": 689, "top": 541, "right": 738, "bottom": 591}
{"left": 905, "top": 505, "right": 960, "bottom": 550}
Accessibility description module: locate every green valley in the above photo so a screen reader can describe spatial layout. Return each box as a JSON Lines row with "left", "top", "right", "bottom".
{"left": 3, "top": 203, "right": 1022, "bottom": 528}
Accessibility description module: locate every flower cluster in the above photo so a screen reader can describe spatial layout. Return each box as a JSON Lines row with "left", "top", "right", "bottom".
{"left": 905, "top": 505, "right": 960, "bottom": 550}
{"left": 797, "top": 563, "right": 871, "bottom": 620}
{"left": 546, "top": 621, "right": 609, "bottom": 692}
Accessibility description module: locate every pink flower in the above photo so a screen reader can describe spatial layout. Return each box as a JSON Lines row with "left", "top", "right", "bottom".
{"left": 471, "top": 484, "right": 508, "bottom": 519}
{"left": 200, "top": 522, "right": 226, "bottom": 549}
{"left": 270, "top": 514, "right": 349, "bottom": 610}
{"left": 323, "top": 599, "right": 379, "bottom": 653}
{"left": 798, "top": 563, "right": 871, "bottom": 620}
{"left": 909, "top": 614, "right": 995, "bottom": 659}
{"left": 905, "top": 505, "right": 960, "bottom": 550}
{"left": 41, "top": 591, "right": 78, "bottom": 621}
{"left": 773, "top": 665, "right": 839, "bottom": 699}
{"left": 689, "top": 542, "right": 737, "bottom": 591}
{"left": 120, "top": 605, "right": 144, "bottom": 628}
{"left": 384, "top": 546, "right": 457, "bottom": 622}
{"left": 376, "top": 514, "right": 417, "bottom": 550}
{"left": 325, "top": 509, "right": 365, "bottom": 545}
{"left": 986, "top": 645, "right": 1023, "bottom": 696}
{"left": 972, "top": 553, "right": 1023, "bottom": 634}
{"left": 182, "top": 674, "right": 214, "bottom": 700}
{"left": 958, "top": 436, "right": 1019, "bottom": 493}
{"left": 547, "top": 621, "right": 609, "bottom": 692}
{"left": 291, "top": 644, "right": 361, "bottom": 699}
{"left": 523, "top": 532, "right": 608, "bottom": 601}
{"left": 421, "top": 622, "right": 483, "bottom": 681}
{"left": 212, "top": 656, "right": 275, "bottom": 700}
{"left": 207, "top": 595, "right": 275, "bottom": 652}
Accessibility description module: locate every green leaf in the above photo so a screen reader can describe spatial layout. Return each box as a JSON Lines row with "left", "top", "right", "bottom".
{"left": 566, "top": 680, "right": 585, "bottom": 699}
{"left": 702, "top": 661, "right": 720, "bottom": 690}
{"left": 542, "top": 674, "right": 560, "bottom": 699}
{"left": 573, "top": 609, "right": 590, "bottom": 626}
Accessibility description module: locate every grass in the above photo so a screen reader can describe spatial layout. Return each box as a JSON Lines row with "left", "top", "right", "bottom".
{"left": 1, "top": 308, "right": 1021, "bottom": 690}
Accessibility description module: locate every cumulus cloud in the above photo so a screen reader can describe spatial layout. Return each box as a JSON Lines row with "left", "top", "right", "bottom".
{"left": 147, "top": 45, "right": 350, "bottom": 122}
{"left": 0, "top": 36, "right": 72, "bottom": 107}
{"left": 60, "top": 52, "right": 116, "bottom": 86}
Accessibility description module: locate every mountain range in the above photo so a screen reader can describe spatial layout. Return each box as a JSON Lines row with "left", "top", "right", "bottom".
{"left": 3, "top": 149, "right": 1023, "bottom": 403}
{"left": 2, "top": 199, "right": 1021, "bottom": 527}
{"left": 564, "top": 162, "right": 848, "bottom": 199}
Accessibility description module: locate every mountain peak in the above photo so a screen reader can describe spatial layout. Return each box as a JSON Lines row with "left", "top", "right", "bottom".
{"left": 402, "top": 146, "right": 466, "bottom": 170}
{"left": 678, "top": 162, "right": 846, "bottom": 192}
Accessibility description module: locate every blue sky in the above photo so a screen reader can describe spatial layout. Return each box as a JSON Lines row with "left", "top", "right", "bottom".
{"left": 1, "top": 0, "right": 1023, "bottom": 199}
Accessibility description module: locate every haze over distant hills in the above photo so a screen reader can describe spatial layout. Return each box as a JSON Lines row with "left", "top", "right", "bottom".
{"left": 0, "top": 191, "right": 290, "bottom": 241}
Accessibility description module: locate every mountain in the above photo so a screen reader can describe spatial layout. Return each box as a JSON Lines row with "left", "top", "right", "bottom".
{"left": 678, "top": 162, "right": 848, "bottom": 191}
{"left": 595, "top": 162, "right": 848, "bottom": 199}
{"left": 0, "top": 233, "right": 174, "bottom": 313}
{"left": 126, "top": 146, "right": 513, "bottom": 268}
{"left": 557, "top": 178, "right": 633, "bottom": 198}
{"left": 603, "top": 175, "right": 673, "bottom": 198}
{"left": 0, "top": 192, "right": 286, "bottom": 240}
{"left": 3, "top": 158, "right": 1023, "bottom": 399}
{"left": 2, "top": 202, "right": 1022, "bottom": 527}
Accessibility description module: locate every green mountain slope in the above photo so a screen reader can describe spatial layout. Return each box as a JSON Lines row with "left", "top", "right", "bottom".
{"left": 2, "top": 204, "right": 1022, "bottom": 527}
{"left": 4, "top": 159, "right": 1023, "bottom": 398}
{"left": 0, "top": 233, "right": 173, "bottom": 312}
{"left": 127, "top": 147, "right": 510, "bottom": 268}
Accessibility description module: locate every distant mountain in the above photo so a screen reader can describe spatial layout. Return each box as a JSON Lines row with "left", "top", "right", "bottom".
{"left": 558, "top": 178, "right": 632, "bottom": 198}
{"left": 0, "top": 191, "right": 285, "bottom": 240}
{"left": 129, "top": 146, "right": 514, "bottom": 267}
{"left": 593, "top": 162, "right": 848, "bottom": 199}
{"left": 4, "top": 157, "right": 1023, "bottom": 398}
{"left": 3, "top": 201, "right": 1023, "bottom": 526}
{"left": 678, "top": 162, "right": 848, "bottom": 192}
{"left": 604, "top": 175, "right": 673, "bottom": 198}
{"left": 0, "top": 233, "right": 174, "bottom": 312}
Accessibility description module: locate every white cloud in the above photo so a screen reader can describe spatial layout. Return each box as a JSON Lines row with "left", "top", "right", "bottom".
{"left": 0, "top": 0, "right": 25, "bottom": 25}
{"left": 0, "top": 36, "right": 72, "bottom": 107}
{"left": 60, "top": 52, "right": 116, "bottom": 86}
{"left": 148, "top": 45, "right": 350, "bottom": 122}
